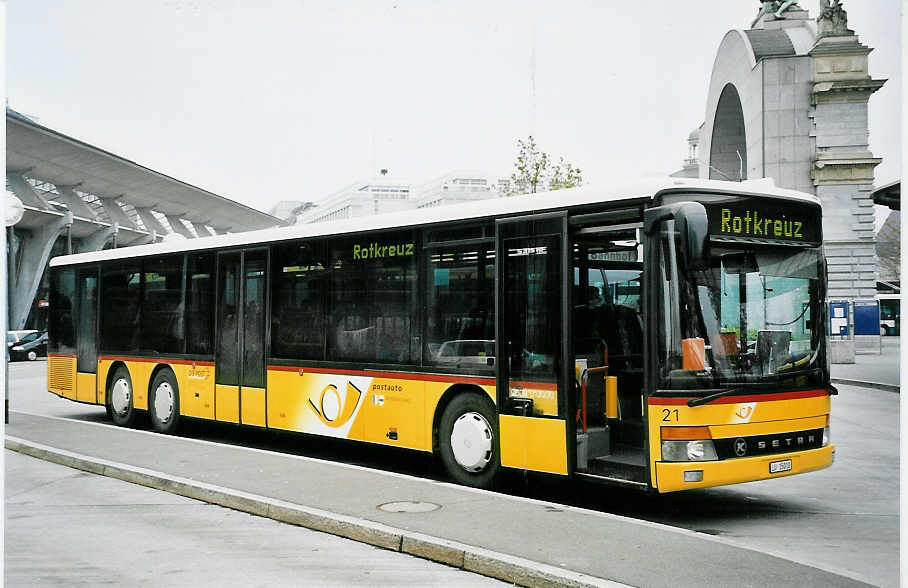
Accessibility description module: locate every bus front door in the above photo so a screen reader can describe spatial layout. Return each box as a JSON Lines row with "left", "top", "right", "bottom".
{"left": 215, "top": 249, "right": 267, "bottom": 426}
{"left": 495, "top": 213, "right": 571, "bottom": 476}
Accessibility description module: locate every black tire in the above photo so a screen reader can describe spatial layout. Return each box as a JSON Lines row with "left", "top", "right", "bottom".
{"left": 26, "top": 350, "right": 37, "bottom": 361}
{"left": 108, "top": 366, "right": 136, "bottom": 427}
{"left": 438, "top": 393, "right": 500, "bottom": 489}
{"left": 882, "top": 325, "right": 890, "bottom": 336}
{"left": 149, "top": 369, "right": 181, "bottom": 434}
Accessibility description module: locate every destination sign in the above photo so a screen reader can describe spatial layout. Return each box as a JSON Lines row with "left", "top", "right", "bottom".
{"left": 704, "top": 199, "right": 820, "bottom": 243}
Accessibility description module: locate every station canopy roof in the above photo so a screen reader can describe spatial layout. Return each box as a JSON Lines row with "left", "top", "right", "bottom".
{"left": 6, "top": 108, "right": 279, "bottom": 232}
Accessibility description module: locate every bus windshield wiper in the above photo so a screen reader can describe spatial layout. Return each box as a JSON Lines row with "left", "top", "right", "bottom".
{"left": 688, "top": 387, "right": 744, "bottom": 408}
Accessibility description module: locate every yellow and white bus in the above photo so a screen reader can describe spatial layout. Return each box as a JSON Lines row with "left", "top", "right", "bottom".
{"left": 47, "top": 178, "right": 834, "bottom": 492}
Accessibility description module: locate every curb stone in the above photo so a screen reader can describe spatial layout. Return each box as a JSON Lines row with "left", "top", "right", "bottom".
{"left": 831, "top": 378, "right": 899, "bottom": 393}
{"left": 5, "top": 436, "right": 627, "bottom": 588}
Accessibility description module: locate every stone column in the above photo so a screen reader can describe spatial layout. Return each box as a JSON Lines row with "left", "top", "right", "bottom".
{"left": 809, "top": 23, "right": 885, "bottom": 301}
{"left": 808, "top": 5, "right": 885, "bottom": 362}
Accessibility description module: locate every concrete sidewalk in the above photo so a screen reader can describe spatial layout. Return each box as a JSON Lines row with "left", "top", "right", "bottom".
{"left": 5, "top": 449, "right": 508, "bottom": 587}
{"left": 5, "top": 411, "right": 872, "bottom": 588}
{"left": 831, "top": 337, "right": 900, "bottom": 390}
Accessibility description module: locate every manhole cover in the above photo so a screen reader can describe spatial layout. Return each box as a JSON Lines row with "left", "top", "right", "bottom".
{"left": 377, "top": 501, "right": 442, "bottom": 513}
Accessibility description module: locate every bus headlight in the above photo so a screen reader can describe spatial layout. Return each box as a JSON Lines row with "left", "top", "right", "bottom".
{"left": 661, "top": 440, "right": 718, "bottom": 462}
{"left": 823, "top": 425, "right": 830, "bottom": 446}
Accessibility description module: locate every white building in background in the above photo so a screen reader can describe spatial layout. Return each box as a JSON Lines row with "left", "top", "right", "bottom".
{"left": 294, "top": 170, "right": 502, "bottom": 224}
{"left": 268, "top": 200, "right": 306, "bottom": 222}
{"left": 295, "top": 173, "right": 412, "bottom": 224}
{"left": 413, "top": 171, "right": 498, "bottom": 209}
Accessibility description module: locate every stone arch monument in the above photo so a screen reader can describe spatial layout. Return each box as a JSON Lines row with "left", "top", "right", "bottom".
{"left": 696, "top": 1, "right": 885, "bottom": 300}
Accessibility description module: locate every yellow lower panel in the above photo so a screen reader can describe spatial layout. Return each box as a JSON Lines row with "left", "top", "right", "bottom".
{"left": 171, "top": 363, "right": 215, "bottom": 419}
{"left": 241, "top": 387, "right": 266, "bottom": 427}
{"left": 215, "top": 385, "right": 239, "bottom": 423}
{"left": 655, "top": 444, "right": 834, "bottom": 493}
{"left": 499, "top": 415, "right": 568, "bottom": 475}
{"left": 48, "top": 356, "right": 77, "bottom": 400}
{"left": 97, "top": 360, "right": 112, "bottom": 407}
{"left": 127, "top": 361, "right": 152, "bottom": 411}
{"left": 76, "top": 373, "right": 97, "bottom": 404}
{"left": 358, "top": 378, "right": 426, "bottom": 450}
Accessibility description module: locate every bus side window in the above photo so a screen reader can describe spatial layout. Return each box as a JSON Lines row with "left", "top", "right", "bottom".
{"left": 49, "top": 268, "right": 77, "bottom": 355}
{"left": 327, "top": 232, "right": 416, "bottom": 364}
{"left": 100, "top": 262, "right": 142, "bottom": 353}
{"left": 424, "top": 243, "right": 495, "bottom": 370}
{"left": 187, "top": 253, "right": 215, "bottom": 355}
{"left": 271, "top": 241, "right": 326, "bottom": 361}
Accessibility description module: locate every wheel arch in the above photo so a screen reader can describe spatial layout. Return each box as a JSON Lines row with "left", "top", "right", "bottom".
{"left": 431, "top": 383, "right": 495, "bottom": 454}
{"left": 105, "top": 360, "right": 130, "bottom": 401}
{"left": 148, "top": 363, "right": 178, "bottom": 397}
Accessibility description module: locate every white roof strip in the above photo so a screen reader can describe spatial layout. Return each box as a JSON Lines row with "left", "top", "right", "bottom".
{"left": 50, "top": 178, "right": 820, "bottom": 267}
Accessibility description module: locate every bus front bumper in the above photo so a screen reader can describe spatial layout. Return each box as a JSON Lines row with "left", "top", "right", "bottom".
{"left": 654, "top": 444, "right": 835, "bottom": 493}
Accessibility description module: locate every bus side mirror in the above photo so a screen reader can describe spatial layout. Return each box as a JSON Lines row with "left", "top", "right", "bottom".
{"left": 644, "top": 202, "right": 710, "bottom": 269}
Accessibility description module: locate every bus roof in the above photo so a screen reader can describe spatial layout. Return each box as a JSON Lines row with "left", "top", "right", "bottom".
{"left": 49, "top": 177, "right": 820, "bottom": 267}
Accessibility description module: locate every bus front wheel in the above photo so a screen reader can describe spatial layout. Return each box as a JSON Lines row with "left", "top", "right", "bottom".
{"left": 149, "top": 369, "right": 181, "bottom": 434}
{"left": 439, "top": 394, "right": 500, "bottom": 489}
{"left": 109, "top": 367, "right": 136, "bottom": 427}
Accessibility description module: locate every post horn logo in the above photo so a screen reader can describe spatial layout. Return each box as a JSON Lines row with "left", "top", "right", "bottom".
{"left": 736, "top": 405, "right": 754, "bottom": 420}
{"left": 308, "top": 381, "right": 363, "bottom": 428}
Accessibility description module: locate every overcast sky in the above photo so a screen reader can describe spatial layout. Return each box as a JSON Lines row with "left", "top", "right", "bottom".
{"left": 7, "top": 1, "right": 901, "bottom": 214}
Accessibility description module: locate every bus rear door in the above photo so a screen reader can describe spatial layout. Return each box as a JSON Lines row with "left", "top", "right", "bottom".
{"left": 215, "top": 249, "right": 268, "bottom": 426}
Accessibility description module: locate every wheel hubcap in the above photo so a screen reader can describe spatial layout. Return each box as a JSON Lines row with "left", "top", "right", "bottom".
{"left": 154, "top": 382, "right": 174, "bottom": 423}
{"left": 111, "top": 378, "right": 131, "bottom": 416}
{"left": 450, "top": 412, "right": 493, "bottom": 472}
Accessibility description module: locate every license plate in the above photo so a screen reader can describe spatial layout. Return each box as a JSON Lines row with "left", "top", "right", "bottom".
{"left": 770, "top": 459, "right": 792, "bottom": 474}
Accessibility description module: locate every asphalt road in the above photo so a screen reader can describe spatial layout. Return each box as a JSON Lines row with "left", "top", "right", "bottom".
{"left": 5, "top": 360, "right": 900, "bottom": 587}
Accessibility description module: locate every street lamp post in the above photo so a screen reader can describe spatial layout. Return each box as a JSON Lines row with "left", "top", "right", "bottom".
{"left": 5, "top": 192, "right": 25, "bottom": 424}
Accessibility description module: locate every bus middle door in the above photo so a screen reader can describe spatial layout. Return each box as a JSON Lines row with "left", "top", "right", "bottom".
{"left": 215, "top": 249, "right": 267, "bottom": 426}
{"left": 495, "top": 212, "right": 571, "bottom": 476}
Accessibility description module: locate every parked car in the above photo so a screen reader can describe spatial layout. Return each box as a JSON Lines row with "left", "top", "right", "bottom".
{"left": 9, "top": 331, "right": 47, "bottom": 361}
{"left": 7, "top": 330, "right": 38, "bottom": 350}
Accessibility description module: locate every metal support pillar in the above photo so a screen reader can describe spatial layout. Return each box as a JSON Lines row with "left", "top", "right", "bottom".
{"left": 6, "top": 172, "right": 52, "bottom": 209}
{"left": 4, "top": 226, "right": 11, "bottom": 424}
{"left": 98, "top": 197, "right": 138, "bottom": 230}
{"left": 192, "top": 221, "right": 215, "bottom": 238}
{"left": 122, "top": 230, "right": 156, "bottom": 246}
{"left": 133, "top": 207, "right": 165, "bottom": 235}
{"left": 165, "top": 214, "right": 194, "bottom": 239}
{"left": 54, "top": 185, "right": 99, "bottom": 220}
{"left": 8, "top": 211, "right": 72, "bottom": 330}
{"left": 80, "top": 223, "right": 118, "bottom": 252}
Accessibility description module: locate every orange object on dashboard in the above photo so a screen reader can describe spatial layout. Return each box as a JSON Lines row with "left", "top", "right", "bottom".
{"left": 715, "top": 332, "right": 738, "bottom": 357}
{"left": 682, "top": 337, "right": 706, "bottom": 370}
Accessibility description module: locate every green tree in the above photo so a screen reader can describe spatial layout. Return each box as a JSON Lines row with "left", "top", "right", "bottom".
{"left": 502, "top": 135, "right": 582, "bottom": 196}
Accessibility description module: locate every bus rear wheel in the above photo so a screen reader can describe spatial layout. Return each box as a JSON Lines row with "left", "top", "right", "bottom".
{"left": 108, "top": 366, "right": 136, "bottom": 427}
{"left": 439, "top": 393, "right": 500, "bottom": 489}
{"left": 149, "top": 369, "right": 181, "bottom": 434}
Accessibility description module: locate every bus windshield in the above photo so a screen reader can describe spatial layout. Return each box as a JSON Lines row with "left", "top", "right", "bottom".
{"left": 657, "top": 235, "right": 826, "bottom": 389}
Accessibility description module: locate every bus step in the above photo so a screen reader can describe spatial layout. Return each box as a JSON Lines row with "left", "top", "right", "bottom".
{"left": 612, "top": 419, "right": 645, "bottom": 446}
{"left": 583, "top": 456, "right": 646, "bottom": 482}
